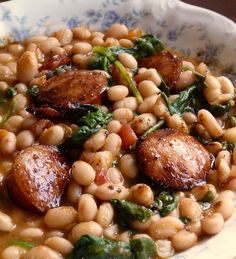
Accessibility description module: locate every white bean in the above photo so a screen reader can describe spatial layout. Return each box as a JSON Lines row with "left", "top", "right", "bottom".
{"left": 172, "top": 230, "right": 198, "bottom": 251}
{"left": 95, "top": 202, "right": 114, "bottom": 227}
{"left": 213, "top": 198, "right": 235, "bottom": 220}
{"left": 138, "top": 95, "right": 158, "bottom": 114}
{"left": 84, "top": 129, "right": 108, "bottom": 152}
{"left": 71, "top": 221, "right": 103, "bottom": 242}
{"left": 112, "top": 108, "right": 133, "bottom": 123}
{"left": 95, "top": 183, "right": 129, "bottom": 201}
{"left": 156, "top": 240, "right": 174, "bottom": 258}
{"left": 106, "top": 167, "right": 124, "bottom": 185}
{"left": 54, "top": 28, "right": 73, "bottom": 46}
{"left": 179, "top": 198, "right": 202, "bottom": 222}
{"left": 149, "top": 216, "right": 184, "bottom": 239}
{"left": 77, "top": 194, "right": 98, "bottom": 222}
{"left": 129, "top": 184, "right": 154, "bottom": 207}
{"left": 3, "top": 115, "right": 23, "bottom": 133}
{"left": 23, "top": 245, "right": 62, "bottom": 259}
{"left": 106, "top": 120, "right": 122, "bottom": 133}
{"left": 67, "top": 181, "right": 82, "bottom": 204}
{"left": 72, "top": 42, "right": 92, "bottom": 54}
{"left": 16, "top": 130, "right": 35, "bottom": 149}
{"left": 131, "top": 113, "right": 157, "bottom": 135}
{"left": 119, "top": 154, "right": 138, "bottom": 179}
{"left": 197, "top": 109, "right": 222, "bottom": 138}
{"left": 138, "top": 80, "right": 160, "bottom": 98}
{"left": 223, "top": 127, "right": 236, "bottom": 142}
{"left": 0, "top": 211, "right": 15, "bottom": 231}
{"left": 113, "top": 97, "right": 138, "bottom": 111}
{"left": 89, "top": 151, "right": 113, "bottom": 172}
{"left": 202, "top": 213, "right": 224, "bottom": 235}
{"left": 44, "top": 237, "right": 73, "bottom": 255}
{"left": 0, "top": 130, "right": 16, "bottom": 155}
{"left": 20, "top": 227, "right": 44, "bottom": 239}
{"left": 106, "top": 24, "right": 128, "bottom": 39}
{"left": 44, "top": 206, "right": 77, "bottom": 228}
{"left": 17, "top": 51, "right": 38, "bottom": 83}
{"left": 37, "top": 37, "right": 60, "bottom": 54}
{"left": 101, "top": 133, "right": 121, "bottom": 157}
{"left": 118, "top": 52, "right": 137, "bottom": 69}
{"left": 175, "top": 70, "right": 196, "bottom": 91}
{"left": 73, "top": 27, "right": 91, "bottom": 40}
{"left": 107, "top": 85, "right": 129, "bottom": 101}
{"left": 1, "top": 246, "right": 26, "bottom": 259}
{"left": 39, "top": 125, "right": 65, "bottom": 146}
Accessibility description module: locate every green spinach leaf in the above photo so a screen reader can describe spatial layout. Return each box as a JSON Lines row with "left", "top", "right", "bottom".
{"left": 11, "top": 240, "right": 34, "bottom": 249}
{"left": 130, "top": 238, "right": 157, "bottom": 259}
{"left": 110, "top": 199, "right": 153, "bottom": 228}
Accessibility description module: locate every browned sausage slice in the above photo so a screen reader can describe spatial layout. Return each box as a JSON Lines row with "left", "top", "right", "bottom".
{"left": 6, "top": 145, "right": 70, "bottom": 213}
{"left": 39, "top": 54, "right": 71, "bottom": 72}
{"left": 33, "top": 70, "right": 107, "bottom": 121}
{"left": 139, "top": 51, "right": 182, "bottom": 90}
{"left": 137, "top": 129, "right": 211, "bottom": 190}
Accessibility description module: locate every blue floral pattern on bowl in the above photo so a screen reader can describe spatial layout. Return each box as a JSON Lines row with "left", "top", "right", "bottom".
{"left": 0, "top": 1, "right": 236, "bottom": 257}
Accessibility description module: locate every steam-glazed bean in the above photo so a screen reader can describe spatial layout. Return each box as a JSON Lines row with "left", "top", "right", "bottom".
{"left": 107, "top": 120, "right": 122, "bottom": 133}
{"left": 204, "top": 75, "right": 221, "bottom": 104}
{"left": 72, "top": 53, "right": 91, "bottom": 68}
{"left": 223, "top": 127, "right": 236, "bottom": 142}
{"left": 107, "top": 85, "right": 129, "bottom": 101}
{"left": 138, "top": 80, "right": 160, "bottom": 98}
{"left": 149, "top": 216, "right": 184, "bottom": 239}
{"left": 77, "top": 194, "right": 98, "bottom": 222}
{"left": 0, "top": 211, "right": 15, "bottom": 232}
{"left": 83, "top": 183, "right": 98, "bottom": 195}
{"left": 71, "top": 221, "right": 103, "bottom": 242}
{"left": 213, "top": 198, "right": 235, "bottom": 220}
{"left": 44, "top": 237, "right": 73, "bottom": 255}
{"left": 89, "top": 151, "right": 113, "bottom": 172}
{"left": 13, "top": 94, "right": 28, "bottom": 111}
{"left": 104, "top": 37, "right": 120, "bottom": 47}
{"left": 91, "top": 31, "right": 104, "bottom": 39}
{"left": 112, "top": 108, "right": 133, "bottom": 123}
{"left": 37, "top": 37, "right": 60, "bottom": 54}
{"left": 156, "top": 240, "right": 174, "bottom": 258}
{"left": 179, "top": 198, "right": 202, "bottom": 221}
{"left": 131, "top": 113, "right": 157, "bottom": 135}
{"left": 138, "top": 95, "right": 158, "bottom": 113}
{"left": 202, "top": 213, "right": 224, "bottom": 235}
{"left": 95, "top": 183, "right": 129, "bottom": 201}
{"left": 17, "top": 51, "right": 38, "bottom": 83}
{"left": 95, "top": 202, "right": 114, "bottom": 227}
{"left": 218, "top": 159, "right": 231, "bottom": 185}
{"left": 172, "top": 230, "right": 198, "bottom": 251}
{"left": 182, "top": 60, "right": 195, "bottom": 70}
{"left": 72, "top": 42, "right": 92, "bottom": 54}
{"left": 131, "top": 215, "right": 159, "bottom": 231}
{"left": 129, "top": 184, "right": 154, "bottom": 207}
{"left": 153, "top": 95, "right": 168, "bottom": 117}
{"left": 205, "top": 141, "right": 222, "bottom": 155}
{"left": 54, "top": 28, "right": 73, "bottom": 46}
{"left": 23, "top": 245, "right": 62, "bottom": 259}
{"left": 8, "top": 43, "right": 25, "bottom": 56}
{"left": 117, "top": 230, "right": 131, "bottom": 242}
{"left": 84, "top": 129, "right": 108, "bottom": 152}
{"left": 197, "top": 109, "right": 223, "bottom": 138}
{"left": 175, "top": 70, "right": 196, "bottom": 91}
{"left": 72, "top": 160, "right": 96, "bottom": 186}
{"left": 113, "top": 97, "right": 138, "bottom": 111}
{"left": 119, "top": 39, "right": 133, "bottom": 48}
{"left": 215, "top": 150, "right": 231, "bottom": 168}
{"left": 44, "top": 206, "right": 77, "bottom": 228}
{"left": 0, "top": 65, "right": 15, "bottom": 83}
{"left": 118, "top": 52, "right": 138, "bottom": 69}
{"left": 101, "top": 133, "right": 122, "bottom": 157}
{"left": 67, "top": 181, "right": 82, "bottom": 204}
{"left": 107, "top": 167, "right": 124, "bottom": 185}
{"left": 91, "top": 37, "right": 104, "bottom": 46}
{"left": 225, "top": 178, "right": 236, "bottom": 191}
{"left": 106, "top": 23, "right": 128, "bottom": 39}
{"left": 140, "top": 68, "right": 162, "bottom": 86}
{"left": 20, "top": 227, "right": 44, "bottom": 239}
{"left": 119, "top": 154, "right": 138, "bottom": 179}
{"left": 191, "top": 184, "right": 216, "bottom": 201}
{"left": 216, "top": 190, "right": 235, "bottom": 201}
{"left": 217, "top": 76, "right": 234, "bottom": 95}
{"left": 14, "top": 83, "right": 27, "bottom": 93}
{"left": 183, "top": 112, "right": 197, "bottom": 125}
{"left": 1, "top": 246, "right": 26, "bottom": 259}
{"left": 0, "top": 81, "right": 8, "bottom": 93}
{"left": 105, "top": 225, "right": 119, "bottom": 241}
{"left": 73, "top": 27, "right": 91, "bottom": 40}
{"left": 186, "top": 221, "right": 202, "bottom": 236}
{"left": 0, "top": 130, "right": 16, "bottom": 155}
{"left": 16, "top": 130, "right": 35, "bottom": 149}
{"left": 0, "top": 53, "right": 13, "bottom": 64}
{"left": 166, "top": 114, "right": 189, "bottom": 134}
{"left": 39, "top": 125, "right": 65, "bottom": 146}
{"left": 3, "top": 115, "right": 23, "bottom": 133}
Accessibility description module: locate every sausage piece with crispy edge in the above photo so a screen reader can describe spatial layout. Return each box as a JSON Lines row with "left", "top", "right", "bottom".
{"left": 137, "top": 129, "right": 211, "bottom": 190}
{"left": 38, "top": 54, "right": 71, "bottom": 72}
{"left": 139, "top": 51, "right": 182, "bottom": 90}
{"left": 6, "top": 145, "right": 70, "bottom": 213}
{"left": 33, "top": 70, "right": 107, "bottom": 121}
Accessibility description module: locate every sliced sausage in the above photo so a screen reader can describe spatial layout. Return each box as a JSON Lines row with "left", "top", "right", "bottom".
{"left": 137, "top": 129, "right": 211, "bottom": 190}
{"left": 6, "top": 145, "right": 70, "bottom": 213}
{"left": 39, "top": 54, "right": 71, "bottom": 72}
{"left": 139, "top": 51, "right": 182, "bottom": 90}
{"left": 33, "top": 70, "right": 107, "bottom": 121}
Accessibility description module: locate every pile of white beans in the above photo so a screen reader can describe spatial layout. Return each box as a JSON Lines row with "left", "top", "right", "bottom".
{"left": 0, "top": 23, "right": 235, "bottom": 259}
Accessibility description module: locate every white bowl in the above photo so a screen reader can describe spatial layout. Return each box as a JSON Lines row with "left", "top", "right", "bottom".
{"left": 0, "top": 0, "right": 236, "bottom": 258}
